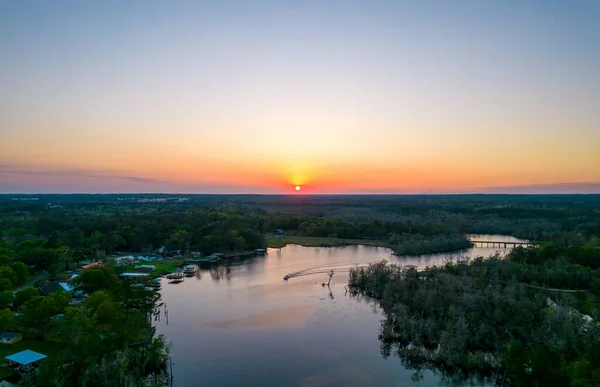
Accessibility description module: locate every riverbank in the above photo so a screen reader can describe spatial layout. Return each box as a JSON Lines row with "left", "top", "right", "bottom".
{"left": 266, "top": 235, "right": 392, "bottom": 249}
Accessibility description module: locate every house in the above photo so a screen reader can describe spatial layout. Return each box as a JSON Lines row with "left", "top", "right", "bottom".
{"left": 39, "top": 281, "right": 83, "bottom": 297}
{"left": 275, "top": 229, "right": 284, "bottom": 237}
{"left": 81, "top": 262, "right": 103, "bottom": 270}
{"left": 38, "top": 282, "right": 63, "bottom": 296}
{"left": 58, "top": 281, "right": 84, "bottom": 298}
{"left": 162, "top": 243, "right": 182, "bottom": 257}
{"left": 0, "top": 333, "right": 22, "bottom": 345}
{"left": 5, "top": 350, "right": 47, "bottom": 372}
{"left": 114, "top": 256, "right": 136, "bottom": 265}
{"left": 255, "top": 248, "right": 266, "bottom": 255}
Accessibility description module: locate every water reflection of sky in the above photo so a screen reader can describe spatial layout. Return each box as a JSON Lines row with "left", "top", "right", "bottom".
{"left": 155, "top": 235, "right": 524, "bottom": 386}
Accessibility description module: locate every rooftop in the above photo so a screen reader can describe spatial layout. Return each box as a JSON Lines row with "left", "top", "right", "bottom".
{"left": 5, "top": 350, "right": 47, "bottom": 366}
{"left": 119, "top": 272, "right": 149, "bottom": 278}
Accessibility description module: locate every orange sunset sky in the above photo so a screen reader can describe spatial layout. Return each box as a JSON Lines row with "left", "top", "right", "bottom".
{"left": 1, "top": 1, "right": 599, "bottom": 194}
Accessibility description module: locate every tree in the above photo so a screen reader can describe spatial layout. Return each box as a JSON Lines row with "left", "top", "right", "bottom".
{"left": 0, "top": 308, "right": 16, "bottom": 331}
{"left": 56, "top": 307, "right": 94, "bottom": 345}
{"left": 0, "top": 291, "right": 14, "bottom": 309}
{"left": 14, "top": 286, "right": 39, "bottom": 309}
{"left": 20, "top": 293, "right": 71, "bottom": 339}
{"left": 0, "top": 266, "right": 16, "bottom": 287}
{"left": 85, "top": 290, "right": 110, "bottom": 311}
{"left": 9, "top": 261, "right": 29, "bottom": 285}
{"left": 95, "top": 299, "right": 119, "bottom": 325}
{"left": 20, "top": 296, "right": 56, "bottom": 339}
{"left": 0, "top": 278, "right": 12, "bottom": 292}
{"left": 74, "top": 267, "right": 116, "bottom": 294}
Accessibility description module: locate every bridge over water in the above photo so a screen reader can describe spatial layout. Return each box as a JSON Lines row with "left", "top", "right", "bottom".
{"left": 470, "top": 240, "right": 538, "bottom": 248}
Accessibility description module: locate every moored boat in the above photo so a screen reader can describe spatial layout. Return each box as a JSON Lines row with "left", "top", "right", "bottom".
{"left": 166, "top": 269, "right": 184, "bottom": 282}
{"left": 183, "top": 264, "right": 197, "bottom": 276}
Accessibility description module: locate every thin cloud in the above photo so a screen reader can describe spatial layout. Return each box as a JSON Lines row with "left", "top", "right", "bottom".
{"left": 479, "top": 182, "right": 600, "bottom": 194}
{"left": 0, "top": 164, "right": 167, "bottom": 184}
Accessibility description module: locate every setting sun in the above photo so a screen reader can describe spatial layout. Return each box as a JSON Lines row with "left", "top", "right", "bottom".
{"left": 295, "top": 186, "right": 301, "bottom": 191}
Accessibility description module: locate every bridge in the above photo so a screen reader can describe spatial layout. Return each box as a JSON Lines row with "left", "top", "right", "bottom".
{"left": 470, "top": 240, "right": 538, "bottom": 248}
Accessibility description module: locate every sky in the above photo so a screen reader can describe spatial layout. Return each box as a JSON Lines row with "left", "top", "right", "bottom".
{"left": 1, "top": 0, "right": 599, "bottom": 194}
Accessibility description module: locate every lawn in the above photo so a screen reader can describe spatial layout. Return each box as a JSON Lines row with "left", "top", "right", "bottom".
{"left": 266, "top": 235, "right": 391, "bottom": 249}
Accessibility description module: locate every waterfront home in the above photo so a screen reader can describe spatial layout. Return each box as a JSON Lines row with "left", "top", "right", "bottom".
{"left": 0, "top": 332, "right": 22, "bottom": 345}
{"left": 255, "top": 248, "right": 267, "bottom": 255}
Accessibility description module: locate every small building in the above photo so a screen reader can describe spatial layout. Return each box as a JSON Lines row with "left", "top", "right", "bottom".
{"left": 5, "top": 349, "right": 47, "bottom": 372}
{"left": 138, "top": 255, "right": 163, "bottom": 262}
{"left": 162, "top": 243, "right": 182, "bottom": 257}
{"left": 275, "top": 229, "right": 284, "bottom": 237}
{"left": 58, "top": 282, "right": 84, "bottom": 298}
{"left": 0, "top": 333, "right": 22, "bottom": 345}
{"left": 119, "top": 272, "right": 149, "bottom": 279}
{"left": 81, "top": 262, "right": 103, "bottom": 270}
{"left": 114, "top": 256, "right": 136, "bottom": 265}
{"left": 134, "top": 265, "right": 156, "bottom": 272}
{"left": 255, "top": 248, "right": 266, "bottom": 255}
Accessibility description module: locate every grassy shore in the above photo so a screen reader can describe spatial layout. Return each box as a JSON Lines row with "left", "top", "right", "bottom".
{"left": 266, "top": 235, "right": 391, "bottom": 249}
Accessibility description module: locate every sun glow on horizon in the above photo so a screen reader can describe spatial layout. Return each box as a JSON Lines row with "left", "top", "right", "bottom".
{"left": 295, "top": 186, "right": 301, "bottom": 191}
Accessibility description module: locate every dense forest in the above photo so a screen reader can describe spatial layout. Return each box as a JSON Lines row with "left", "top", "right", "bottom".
{"left": 1, "top": 194, "right": 599, "bottom": 385}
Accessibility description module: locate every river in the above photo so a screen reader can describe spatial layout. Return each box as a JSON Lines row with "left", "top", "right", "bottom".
{"left": 154, "top": 235, "right": 527, "bottom": 386}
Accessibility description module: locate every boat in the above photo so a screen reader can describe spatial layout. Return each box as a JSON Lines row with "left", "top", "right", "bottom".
{"left": 148, "top": 278, "right": 162, "bottom": 289}
{"left": 166, "top": 269, "right": 184, "bottom": 282}
{"left": 202, "top": 253, "right": 222, "bottom": 263}
{"left": 183, "top": 264, "right": 197, "bottom": 276}
{"left": 283, "top": 275, "right": 290, "bottom": 281}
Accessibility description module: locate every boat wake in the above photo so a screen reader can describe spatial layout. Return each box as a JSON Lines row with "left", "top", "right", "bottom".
{"left": 283, "top": 262, "right": 372, "bottom": 281}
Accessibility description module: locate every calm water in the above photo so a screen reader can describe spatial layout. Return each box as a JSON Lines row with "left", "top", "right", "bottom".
{"left": 155, "top": 235, "right": 525, "bottom": 387}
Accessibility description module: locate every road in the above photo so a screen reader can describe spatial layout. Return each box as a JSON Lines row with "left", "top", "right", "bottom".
{"left": 13, "top": 271, "right": 48, "bottom": 293}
